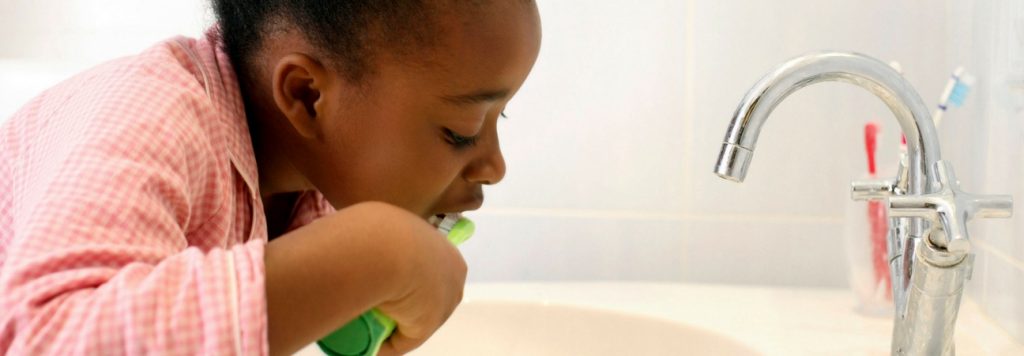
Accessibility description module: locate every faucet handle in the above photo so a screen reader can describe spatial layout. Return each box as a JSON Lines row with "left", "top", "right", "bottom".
{"left": 969, "top": 194, "right": 1014, "bottom": 219}
{"left": 851, "top": 150, "right": 910, "bottom": 201}
{"left": 851, "top": 178, "right": 899, "bottom": 201}
{"left": 887, "top": 161, "right": 1013, "bottom": 255}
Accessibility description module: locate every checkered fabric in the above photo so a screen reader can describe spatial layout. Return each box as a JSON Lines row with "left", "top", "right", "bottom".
{"left": 0, "top": 29, "right": 333, "bottom": 355}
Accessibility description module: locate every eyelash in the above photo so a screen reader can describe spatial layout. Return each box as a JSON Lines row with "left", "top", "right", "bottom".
{"left": 444, "top": 111, "right": 507, "bottom": 149}
{"left": 444, "top": 128, "right": 479, "bottom": 149}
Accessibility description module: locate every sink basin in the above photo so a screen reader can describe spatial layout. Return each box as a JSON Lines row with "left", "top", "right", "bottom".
{"left": 294, "top": 282, "right": 1023, "bottom": 355}
{"left": 410, "top": 300, "right": 757, "bottom": 356}
{"left": 293, "top": 299, "right": 756, "bottom": 356}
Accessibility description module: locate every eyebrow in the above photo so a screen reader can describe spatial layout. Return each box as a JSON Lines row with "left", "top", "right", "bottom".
{"left": 441, "top": 88, "right": 511, "bottom": 105}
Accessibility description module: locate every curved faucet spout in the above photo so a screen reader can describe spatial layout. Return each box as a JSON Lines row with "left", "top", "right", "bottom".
{"left": 713, "top": 52, "right": 941, "bottom": 196}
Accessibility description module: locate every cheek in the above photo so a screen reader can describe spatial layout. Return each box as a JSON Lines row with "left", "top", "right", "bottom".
{"left": 338, "top": 121, "right": 459, "bottom": 202}
{"left": 319, "top": 102, "right": 470, "bottom": 210}
{"left": 402, "top": 144, "right": 463, "bottom": 190}
{"left": 391, "top": 137, "right": 470, "bottom": 208}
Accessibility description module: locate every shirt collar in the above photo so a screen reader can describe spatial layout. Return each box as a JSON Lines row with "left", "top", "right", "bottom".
{"left": 175, "top": 28, "right": 261, "bottom": 200}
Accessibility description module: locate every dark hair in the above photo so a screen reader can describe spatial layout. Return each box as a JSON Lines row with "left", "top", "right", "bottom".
{"left": 213, "top": 0, "right": 439, "bottom": 82}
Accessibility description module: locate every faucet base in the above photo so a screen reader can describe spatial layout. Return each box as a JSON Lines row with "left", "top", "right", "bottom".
{"left": 893, "top": 238, "right": 972, "bottom": 356}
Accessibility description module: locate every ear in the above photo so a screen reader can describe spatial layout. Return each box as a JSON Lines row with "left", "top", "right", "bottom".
{"left": 271, "top": 53, "right": 332, "bottom": 139}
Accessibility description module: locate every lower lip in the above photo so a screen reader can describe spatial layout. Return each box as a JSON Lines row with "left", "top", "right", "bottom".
{"left": 464, "top": 196, "right": 485, "bottom": 210}
{"left": 427, "top": 198, "right": 483, "bottom": 221}
{"left": 466, "top": 200, "right": 484, "bottom": 211}
{"left": 440, "top": 200, "right": 484, "bottom": 215}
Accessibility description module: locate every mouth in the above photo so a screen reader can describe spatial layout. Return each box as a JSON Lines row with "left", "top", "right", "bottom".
{"left": 427, "top": 195, "right": 484, "bottom": 226}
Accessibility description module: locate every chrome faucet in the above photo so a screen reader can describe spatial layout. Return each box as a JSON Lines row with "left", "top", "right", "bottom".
{"left": 713, "top": 52, "right": 1013, "bottom": 355}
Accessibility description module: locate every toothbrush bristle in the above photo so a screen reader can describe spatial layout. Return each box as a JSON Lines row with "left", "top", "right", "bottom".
{"left": 948, "top": 80, "right": 972, "bottom": 107}
{"left": 436, "top": 213, "right": 461, "bottom": 234}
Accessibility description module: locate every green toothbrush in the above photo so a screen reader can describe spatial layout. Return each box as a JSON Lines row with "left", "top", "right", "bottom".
{"left": 316, "top": 215, "right": 475, "bottom": 356}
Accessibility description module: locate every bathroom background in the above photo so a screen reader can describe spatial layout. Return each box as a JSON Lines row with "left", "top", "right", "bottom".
{"left": 1, "top": 0, "right": 1021, "bottom": 344}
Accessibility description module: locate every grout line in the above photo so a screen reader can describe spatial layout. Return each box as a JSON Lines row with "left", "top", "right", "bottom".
{"left": 680, "top": 0, "right": 699, "bottom": 274}
{"left": 681, "top": 0, "right": 697, "bottom": 216}
{"left": 974, "top": 239, "right": 1024, "bottom": 272}
{"left": 474, "top": 207, "right": 844, "bottom": 224}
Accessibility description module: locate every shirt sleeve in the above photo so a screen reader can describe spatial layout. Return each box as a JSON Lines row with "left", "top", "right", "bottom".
{"left": 0, "top": 60, "right": 267, "bottom": 355}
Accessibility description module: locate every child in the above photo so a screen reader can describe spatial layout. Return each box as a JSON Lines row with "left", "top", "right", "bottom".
{"left": 0, "top": 1, "right": 542, "bottom": 354}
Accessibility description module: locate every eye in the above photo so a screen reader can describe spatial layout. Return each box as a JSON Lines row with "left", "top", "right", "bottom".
{"left": 443, "top": 111, "right": 505, "bottom": 149}
{"left": 444, "top": 128, "right": 479, "bottom": 149}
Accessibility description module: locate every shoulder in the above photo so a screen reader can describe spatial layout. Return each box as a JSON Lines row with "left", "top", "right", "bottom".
{"left": 14, "top": 38, "right": 229, "bottom": 169}
{"left": 0, "top": 38, "right": 238, "bottom": 209}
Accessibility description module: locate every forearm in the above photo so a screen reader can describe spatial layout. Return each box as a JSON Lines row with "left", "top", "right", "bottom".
{"left": 0, "top": 241, "right": 268, "bottom": 355}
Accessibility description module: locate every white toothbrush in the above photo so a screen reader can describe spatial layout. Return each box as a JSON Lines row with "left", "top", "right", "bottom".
{"left": 933, "top": 66, "right": 975, "bottom": 128}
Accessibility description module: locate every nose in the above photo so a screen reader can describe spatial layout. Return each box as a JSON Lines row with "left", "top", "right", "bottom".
{"left": 464, "top": 135, "right": 506, "bottom": 185}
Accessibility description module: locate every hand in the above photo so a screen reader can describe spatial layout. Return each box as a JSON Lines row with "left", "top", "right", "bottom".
{"left": 264, "top": 202, "right": 466, "bottom": 356}
{"left": 375, "top": 209, "right": 467, "bottom": 355}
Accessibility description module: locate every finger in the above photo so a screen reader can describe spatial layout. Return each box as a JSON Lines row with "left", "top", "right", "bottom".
{"left": 378, "top": 329, "right": 428, "bottom": 356}
{"left": 376, "top": 344, "right": 401, "bottom": 356}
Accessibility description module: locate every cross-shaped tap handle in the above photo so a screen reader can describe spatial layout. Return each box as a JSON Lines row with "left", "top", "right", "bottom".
{"left": 887, "top": 161, "right": 1013, "bottom": 255}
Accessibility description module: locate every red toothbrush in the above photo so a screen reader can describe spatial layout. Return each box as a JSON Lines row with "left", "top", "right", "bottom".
{"left": 865, "top": 123, "right": 892, "bottom": 300}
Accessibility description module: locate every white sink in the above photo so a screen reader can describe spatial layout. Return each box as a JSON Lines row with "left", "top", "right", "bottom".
{"left": 410, "top": 300, "right": 757, "bottom": 356}
{"left": 295, "top": 282, "right": 1024, "bottom": 355}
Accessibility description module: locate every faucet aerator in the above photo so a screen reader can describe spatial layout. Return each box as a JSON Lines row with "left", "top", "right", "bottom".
{"left": 715, "top": 142, "right": 753, "bottom": 183}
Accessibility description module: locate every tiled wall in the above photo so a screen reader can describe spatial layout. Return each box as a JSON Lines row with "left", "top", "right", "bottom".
{"left": 466, "top": 0, "right": 950, "bottom": 287}
{"left": 947, "top": 0, "right": 1024, "bottom": 344}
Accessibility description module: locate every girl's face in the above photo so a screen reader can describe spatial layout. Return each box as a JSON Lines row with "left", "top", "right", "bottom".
{"left": 279, "top": 1, "right": 542, "bottom": 219}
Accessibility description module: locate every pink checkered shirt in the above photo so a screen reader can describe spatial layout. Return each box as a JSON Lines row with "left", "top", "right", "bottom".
{"left": 0, "top": 29, "right": 334, "bottom": 355}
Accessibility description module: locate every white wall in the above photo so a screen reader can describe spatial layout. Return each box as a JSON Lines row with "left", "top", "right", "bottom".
{"left": 948, "top": 0, "right": 1024, "bottom": 344}
{"left": 0, "top": 0, "right": 210, "bottom": 119}
{"left": 0, "top": 0, "right": 210, "bottom": 60}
